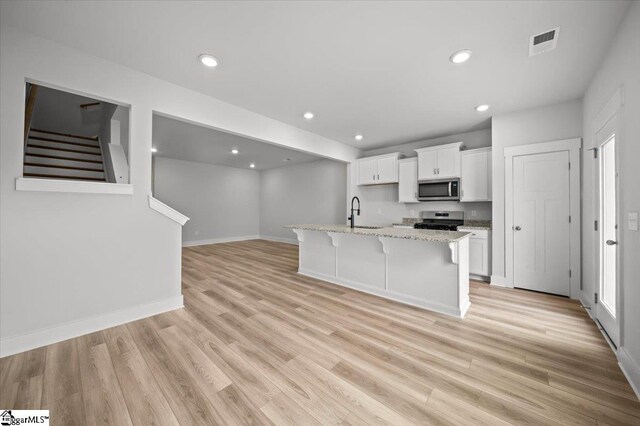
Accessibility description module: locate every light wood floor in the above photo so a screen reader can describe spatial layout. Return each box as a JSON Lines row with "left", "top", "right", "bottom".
{"left": 1, "top": 239, "right": 639, "bottom": 425}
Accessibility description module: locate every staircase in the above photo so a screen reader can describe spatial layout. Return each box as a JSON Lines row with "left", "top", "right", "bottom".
{"left": 23, "top": 128, "right": 106, "bottom": 182}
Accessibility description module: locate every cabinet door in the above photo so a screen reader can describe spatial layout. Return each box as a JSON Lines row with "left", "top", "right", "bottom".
{"left": 398, "top": 160, "right": 418, "bottom": 203}
{"left": 435, "top": 146, "right": 460, "bottom": 178}
{"left": 469, "top": 237, "right": 489, "bottom": 276}
{"left": 357, "top": 158, "right": 377, "bottom": 185}
{"left": 461, "top": 151, "right": 489, "bottom": 201}
{"left": 417, "top": 150, "right": 438, "bottom": 180}
{"left": 377, "top": 155, "right": 398, "bottom": 183}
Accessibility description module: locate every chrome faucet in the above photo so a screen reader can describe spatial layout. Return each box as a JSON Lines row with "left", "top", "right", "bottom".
{"left": 348, "top": 196, "right": 360, "bottom": 228}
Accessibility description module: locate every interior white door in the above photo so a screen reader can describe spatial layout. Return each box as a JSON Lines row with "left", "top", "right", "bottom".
{"left": 435, "top": 146, "right": 460, "bottom": 178}
{"left": 513, "top": 151, "right": 571, "bottom": 296}
{"left": 596, "top": 118, "right": 619, "bottom": 346}
{"left": 377, "top": 155, "right": 398, "bottom": 183}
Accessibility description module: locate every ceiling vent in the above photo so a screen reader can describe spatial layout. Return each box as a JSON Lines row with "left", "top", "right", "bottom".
{"left": 529, "top": 27, "right": 560, "bottom": 56}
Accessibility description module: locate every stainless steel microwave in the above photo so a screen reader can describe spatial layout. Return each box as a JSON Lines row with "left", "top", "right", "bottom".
{"left": 417, "top": 178, "right": 460, "bottom": 201}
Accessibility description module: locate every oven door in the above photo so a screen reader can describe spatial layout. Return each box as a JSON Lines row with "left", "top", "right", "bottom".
{"left": 418, "top": 179, "right": 459, "bottom": 201}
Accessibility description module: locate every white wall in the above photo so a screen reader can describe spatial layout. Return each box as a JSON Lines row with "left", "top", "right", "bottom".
{"left": 154, "top": 158, "right": 260, "bottom": 244}
{"left": 581, "top": 1, "right": 640, "bottom": 393}
{"left": 260, "top": 159, "right": 347, "bottom": 243}
{"left": 351, "top": 129, "right": 493, "bottom": 226}
{"left": 0, "top": 26, "right": 358, "bottom": 356}
{"left": 491, "top": 100, "right": 583, "bottom": 283}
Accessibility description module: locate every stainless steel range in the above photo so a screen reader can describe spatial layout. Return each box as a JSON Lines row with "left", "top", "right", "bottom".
{"left": 414, "top": 211, "right": 464, "bottom": 231}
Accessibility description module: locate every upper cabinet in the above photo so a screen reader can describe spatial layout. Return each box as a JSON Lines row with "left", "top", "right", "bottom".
{"left": 398, "top": 158, "right": 418, "bottom": 203}
{"left": 356, "top": 153, "right": 402, "bottom": 185}
{"left": 460, "top": 147, "right": 492, "bottom": 202}
{"left": 415, "top": 142, "right": 463, "bottom": 180}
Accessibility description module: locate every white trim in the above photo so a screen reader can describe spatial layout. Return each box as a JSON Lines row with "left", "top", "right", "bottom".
{"left": 593, "top": 87, "right": 623, "bottom": 135}
{"left": 16, "top": 177, "right": 133, "bottom": 194}
{"left": 259, "top": 235, "right": 299, "bottom": 245}
{"left": 469, "top": 273, "right": 490, "bottom": 283}
{"left": 490, "top": 275, "right": 513, "bottom": 288}
{"left": 148, "top": 196, "right": 189, "bottom": 225}
{"left": 182, "top": 235, "right": 259, "bottom": 247}
{"left": 504, "top": 138, "right": 582, "bottom": 299}
{"left": 0, "top": 295, "right": 183, "bottom": 357}
{"left": 618, "top": 347, "right": 640, "bottom": 402}
{"left": 298, "top": 269, "right": 468, "bottom": 318}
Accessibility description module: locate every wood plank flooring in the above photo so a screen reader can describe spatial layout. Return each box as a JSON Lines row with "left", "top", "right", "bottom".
{"left": 2, "top": 239, "right": 639, "bottom": 424}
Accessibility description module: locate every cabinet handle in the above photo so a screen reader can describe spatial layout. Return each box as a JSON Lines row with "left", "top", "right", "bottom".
{"left": 437, "top": 168, "right": 440, "bottom": 174}
{"left": 377, "top": 173, "right": 380, "bottom": 180}
{"left": 433, "top": 168, "right": 436, "bottom": 175}
{"left": 373, "top": 174, "right": 375, "bottom": 181}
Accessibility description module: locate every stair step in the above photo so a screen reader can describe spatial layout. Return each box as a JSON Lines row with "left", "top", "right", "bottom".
{"left": 23, "top": 173, "right": 106, "bottom": 182}
{"left": 28, "top": 139, "right": 101, "bottom": 155}
{"left": 30, "top": 128, "right": 98, "bottom": 142}
{"left": 24, "top": 165, "right": 105, "bottom": 180}
{"left": 26, "top": 146, "right": 103, "bottom": 162}
{"left": 27, "top": 143, "right": 102, "bottom": 156}
{"left": 28, "top": 135, "right": 100, "bottom": 149}
{"left": 24, "top": 162, "right": 103, "bottom": 172}
{"left": 25, "top": 153, "right": 103, "bottom": 164}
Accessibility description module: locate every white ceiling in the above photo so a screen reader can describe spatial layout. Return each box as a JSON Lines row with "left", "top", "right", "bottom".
{"left": 2, "top": 1, "right": 630, "bottom": 149}
{"left": 152, "top": 114, "right": 322, "bottom": 170}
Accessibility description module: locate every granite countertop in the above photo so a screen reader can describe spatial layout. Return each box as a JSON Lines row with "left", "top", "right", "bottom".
{"left": 285, "top": 224, "right": 471, "bottom": 243}
{"left": 459, "top": 220, "right": 492, "bottom": 230}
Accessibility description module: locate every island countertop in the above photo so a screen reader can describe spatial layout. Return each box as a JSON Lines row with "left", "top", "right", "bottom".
{"left": 284, "top": 224, "right": 471, "bottom": 243}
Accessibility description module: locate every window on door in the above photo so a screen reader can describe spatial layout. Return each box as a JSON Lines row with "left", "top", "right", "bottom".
{"left": 600, "top": 134, "right": 617, "bottom": 317}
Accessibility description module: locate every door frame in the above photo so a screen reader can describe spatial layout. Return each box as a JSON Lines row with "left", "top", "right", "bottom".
{"left": 504, "top": 138, "right": 582, "bottom": 298}
{"left": 591, "top": 88, "right": 623, "bottom": 347}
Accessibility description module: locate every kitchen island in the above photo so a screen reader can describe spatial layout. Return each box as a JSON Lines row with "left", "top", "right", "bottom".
{"left": 285, "top": 224, "right": 471, "bottom": 318}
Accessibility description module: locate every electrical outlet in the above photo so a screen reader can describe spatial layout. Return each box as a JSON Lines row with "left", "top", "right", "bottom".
{"left": 471, "top": 210, "right": 477, "bottom": 217}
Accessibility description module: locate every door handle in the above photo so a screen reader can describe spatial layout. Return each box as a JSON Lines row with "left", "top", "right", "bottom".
{"left": 514, "top": 226, "right": 522, "bottom": 231}
{"left": 606, "top": 240, "right": 617, "bottom": 246}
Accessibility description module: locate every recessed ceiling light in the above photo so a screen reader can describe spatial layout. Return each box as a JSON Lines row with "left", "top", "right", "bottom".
{"left": 475, "top": 104, "right": 490, "bottom": 112}
{"left": 354, "top": 134, "right": 364, "bottom": 141}
{"left": 249, "top": 163, "right": 256, "bottom": 168}
{"left": 303, "top": 112, "right": 314, "bottom": 120}
{"left": 151, "top": 147, "right": 158, "bottom": 153}
{"left": 198, "top": 54, "right": 219, "bottom": 68}
{"left": 231, "top": 149, "right": 239, "bottom": 154}
{"left": 450, "top": 49, "right": 472, "bottom": 64}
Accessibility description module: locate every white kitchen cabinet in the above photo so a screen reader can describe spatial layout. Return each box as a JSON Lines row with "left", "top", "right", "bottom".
{"left": 357, "top": 158, "right": 378, "bottom": 185}
{"left": 461, "top": 147, "right": 492, "bottom": 202}
{"left": 460, "top": 228, "right": 491, "bottom": 278}
{"left": 415, "top": 142, "right": 463, "bottom": 180}
{"left": 356, "top": 153, "right": 401, "bottom": 185}
{"left": 398, "top": 158, "right": 418, "bottom": 203}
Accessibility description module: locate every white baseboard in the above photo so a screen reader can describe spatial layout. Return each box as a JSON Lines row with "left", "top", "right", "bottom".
{"left": 182, "top": 235, "right": 260, "bottom": 247}
{"left": 0, "top": 295, "right": 183, "bottom": 358}
{"left": 299, "top": 269, "right": 467, "bottom": 318}
{"left": 259, "top": 235, "right": 299, "bottom": 245}
{"left": 470, "top": 273, "right": 490, "bottom": 283}
{"left": 490, "top": 275, "right": 513, "bottom": 288}
{"left": 618, "top": 347, "right": 640, "bottom": 401}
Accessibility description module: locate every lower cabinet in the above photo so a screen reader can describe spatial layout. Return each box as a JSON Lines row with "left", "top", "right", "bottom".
{"left": 460, "top": 228, "right": 491, "bottom": 278}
